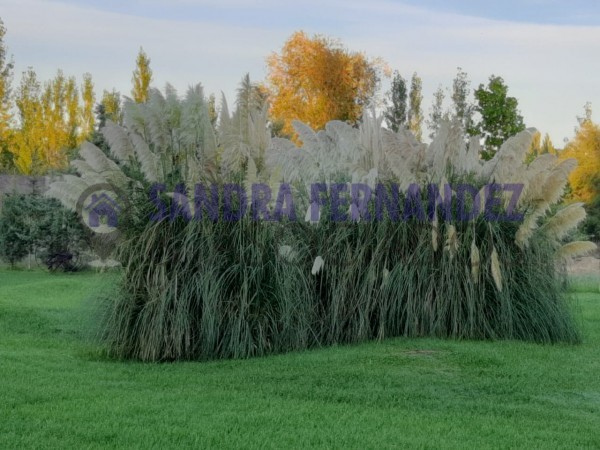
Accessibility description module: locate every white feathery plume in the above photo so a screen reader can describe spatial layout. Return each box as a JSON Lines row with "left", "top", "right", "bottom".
{"left": 266, "top": 137, "right": 305, "bottom": 184}
{"left": 70, "top": 159, "right": 99, "bottom": 179}
{"left": 245, "top": 156, "right": 258, "bottom": 195}
{"left": 311, "top": 256, "right": 325, "bottom": 275}
{"left": 431, "top": 215, "right": 439, "bottom": 252}
{"left": 45, "top": 185, "right": 78, "bottom": 211}
{"left": 556, "top": 241, "right": 597, "bottom": 260}
{"left": 79, "top": 142, "right": 121, "bottom": 174}
{"left": 517, "top": 153, "right": 557, "bottom": 207}
{"left": 515, "top": 211, "right": 544, "bottom": 248}
{"left": 381, "top": 267, "right": 390, "bottom": 288}
{"left": 102, "top": 120, "right": 135, "bottom": 162}
{"left": 459, "top": 133, "right": 483, "bottom": 175}
{"left": 540, "top": 159, "right": 578, "bottom": 208}
{"left": 181, "top": 84, "right": 218, "bottom": 163}
{"left": 358, "top": 109, "right": 384, "bottom": 171}
{"left": 515, "top": 157, "right": 579, "bottom": 247}
{"left": 220, "top": 77, "right": 270, "bottom": 176}
{"left": 444, "top": 119, "right": 466, "bottom": 173}
{"left": 470, "top": 238, "right": 481, "bottom": 283}
{"left": 444, "top": 224, "right": 459, "bottom": 258}
{"left": 428, "top": 120, "right": 451, "bottom": 181}
{"left": 540, "top": 203, "right": 587, "bottom": 242}
{"left": 278, "top": 245, "right": 297, "bottom": 262}
{"left": 485, "top": 128, "right": 535, "bottom": 184}
{"left": 129, "top": 132, "right": 161, "bottom": 183}
{"left": 294, "top": 120, "right": 320, "bottom": 150}
{"left": 490, "top": 246, "right": 503, "bottom": 292}
{"left": 380, "top": 128, "right": 419, "bottom": 184}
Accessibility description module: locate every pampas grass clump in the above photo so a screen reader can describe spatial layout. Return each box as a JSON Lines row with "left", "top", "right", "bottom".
{"left": 48, "top": 81, "right": 594, "bottom": 361}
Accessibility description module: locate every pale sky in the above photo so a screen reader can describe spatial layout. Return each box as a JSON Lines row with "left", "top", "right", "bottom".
{"left": 1, "top": 0, "right": 600, "bottom": 145}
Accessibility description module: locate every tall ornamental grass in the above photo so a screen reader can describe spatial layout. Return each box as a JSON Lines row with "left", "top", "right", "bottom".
{"left": 48, "top": 80, "right": 595, "bottom": 361}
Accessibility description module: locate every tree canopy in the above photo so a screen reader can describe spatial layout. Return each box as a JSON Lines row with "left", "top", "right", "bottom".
{"left": 131, "top": 47, "right": 152, "bottom": 103}
{"left": 384, "top": 71, "right": 408, "bottom": 132}
{"left": 10, "top": 69, "right": 93, "bottom": 174}
{"left": 469, "top": 75, "right": 525, "bottom": 158}
{"left": 407, "top": 72, "right": 423, "bottom": 141}
{"left": 267, "top": 31, "right": 383, "bottom": 138}
{"left": 0, "top": 18, "right": 14, "bottom": 170}
{"left": 561, "top": 116, "right": 600, "bottom": 204}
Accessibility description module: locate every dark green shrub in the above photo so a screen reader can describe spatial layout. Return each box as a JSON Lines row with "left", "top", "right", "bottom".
{"left": 0, "top": 194, "right": 31, "bottom": 266}
{"left": 581, "top": 176, "right": 600, "bottom": 241}
{"left": 0, "top": 193, "right": 88, "bottom": 270}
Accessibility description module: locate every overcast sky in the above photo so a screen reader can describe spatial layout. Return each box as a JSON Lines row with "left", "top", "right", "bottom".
{"left": 1, "top": 0, "right": 600, "bottom": 144}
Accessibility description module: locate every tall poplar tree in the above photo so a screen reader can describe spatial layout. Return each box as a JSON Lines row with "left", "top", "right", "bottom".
{"left": 0, "top": 18, "right": 14, "bottom": 171}
{"left": 427, "top": 85, "right": 446, "bottom": 139}
{"left": 132, "top": 47, "right": 153, "bottom": 103}
{"left": 80, "top": 73, "right": 95, "bottom": 139}
{"left": 13, "top": 68, "right": 44, "bottom": 174}
{"left": 451, "top": 67, "right": 472, "bottom": 131}
{"left": 384, "top": 71, "right": 407, "bottom": 132}
{"left": 408, "top": 72, "right": 423, "bottom": 141}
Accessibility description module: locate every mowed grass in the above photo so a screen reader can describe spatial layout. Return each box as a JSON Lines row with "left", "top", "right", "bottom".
{"left": 1, "top": 270, "right": 599, "bottom": 449}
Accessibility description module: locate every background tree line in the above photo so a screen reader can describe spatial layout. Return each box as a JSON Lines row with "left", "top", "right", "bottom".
{"left": 0, "top": 18, "right": 151, "bottom": 175}
{"left": 0, "top": 19, "right": 598, "bottom": 249}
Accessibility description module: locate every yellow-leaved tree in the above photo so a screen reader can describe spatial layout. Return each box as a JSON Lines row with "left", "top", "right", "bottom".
{"left": 12, "top": 68, "right": 45, "bottom": 174}
{"left": 0, "top": 18, "right": 14, "bottom": 169}
{"left": 131, "top": 47, "right": 152, "bottom": 103}
{"left": 526, "top": 131, "right": 556, "bottom": 163}
{"left": 11, "top": 69, "right": 93, "bottom": 174}
{"left": 100, "top": 89, "right": 122, "bottom": 125}
{"left": 267, "top": 31, "right": 385, "bottom": 139}
{"left": 560, "top": 110, "right": 600, "bottom": 203}
{"left": 80, "top": 73, "right": 95, "bottom": 138}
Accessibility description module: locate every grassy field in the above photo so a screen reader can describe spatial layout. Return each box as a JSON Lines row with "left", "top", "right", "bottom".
{"left": 1, "top": 270, "right": 599, "bottom": 449}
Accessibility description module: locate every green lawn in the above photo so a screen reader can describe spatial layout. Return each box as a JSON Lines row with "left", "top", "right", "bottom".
{"left": 1, "top": 270, "right": 599, "bottom": 449}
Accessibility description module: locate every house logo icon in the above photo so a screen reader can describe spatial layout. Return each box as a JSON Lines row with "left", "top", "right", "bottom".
{"left": 76, "top": 184, "right": 128, "bottom": 235}
{"left": 84, "top": 192, "right": 122, "bottom": 229}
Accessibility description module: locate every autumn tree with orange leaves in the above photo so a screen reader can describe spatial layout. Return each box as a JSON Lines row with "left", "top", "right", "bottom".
{"left": 267, "top": 31, "right": 384, "bottom": 138}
